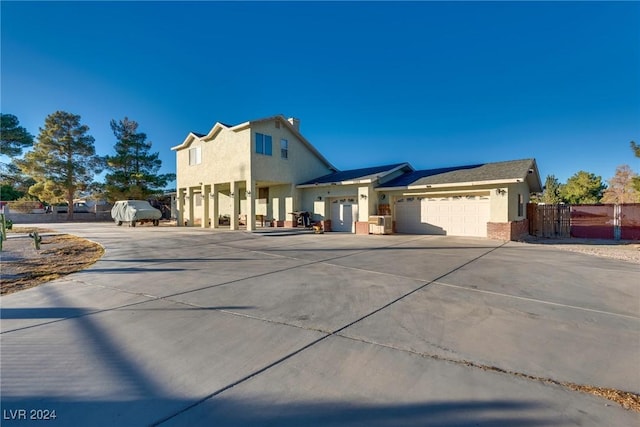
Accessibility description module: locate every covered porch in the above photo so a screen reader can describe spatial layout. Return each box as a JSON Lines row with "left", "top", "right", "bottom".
{"left": 176, "top": 180, "right": 297, "bottom": 231}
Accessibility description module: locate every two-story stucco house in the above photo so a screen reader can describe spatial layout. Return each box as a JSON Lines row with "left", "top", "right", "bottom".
{"left": 172, "top": 115, "right": 542, "bottom": 240}
{"left": 172, "top": 116, "right": 336, "bottom": 231}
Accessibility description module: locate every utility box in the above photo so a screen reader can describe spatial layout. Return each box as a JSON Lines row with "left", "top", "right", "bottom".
{"left": 368, "top": 215, "right": 393, "bottom": 235}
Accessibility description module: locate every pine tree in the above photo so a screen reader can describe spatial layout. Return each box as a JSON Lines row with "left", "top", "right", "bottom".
{"left": 1, "top": 113, "right": 34, "bottom": 157}
{"left": 540, "top": 175, "right": 563, "bottom": 204}
{"left": 104, "top": 117, "right": 175, "bottom": 202}
{"left": 1, "top": 114, "right": 35, "bottom": 200}
{"left": 16, "top": 111, "right": 103, "bottom": 219}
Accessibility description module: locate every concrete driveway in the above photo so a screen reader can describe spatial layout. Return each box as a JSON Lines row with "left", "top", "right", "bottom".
{"left": 1, "top": 223, "right": 638, "bottom": 426}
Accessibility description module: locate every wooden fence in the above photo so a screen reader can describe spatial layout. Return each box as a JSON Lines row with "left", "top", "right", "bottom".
{"left": 527, "top": 203, "right": 570, "bottom": 238}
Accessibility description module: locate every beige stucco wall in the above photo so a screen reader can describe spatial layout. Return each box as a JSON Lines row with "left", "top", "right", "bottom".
{"left": 175, "top": 127, "right": 250, "bottom": 225}
{"left": 176, "top": 127, "right": 251, "bottom": 190}
{"left": 261, "top": 184, "right": 292, "bottom": 221}
{"left": 506, "top": 181, "right": 531, "bottom": 221}
{"left": 250, "top": 120, "right": 334, "bottom": 187}
{"left": 300, "top": 183, "right": 378, "bottom": 223}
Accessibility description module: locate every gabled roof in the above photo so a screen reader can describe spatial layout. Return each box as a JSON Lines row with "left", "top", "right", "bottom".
{"left": 171, "top": 115, "right": 337, "bottom": 171}
{"left": 298, "top": 163, "right": 412, "bottom": 187}
{"left": 378, "top": 159, "right": 542, "bottom": 192}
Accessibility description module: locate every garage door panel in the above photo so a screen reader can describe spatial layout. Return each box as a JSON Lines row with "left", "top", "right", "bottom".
{"left": 396, "top": 196, "right": 489, "bottom": 237}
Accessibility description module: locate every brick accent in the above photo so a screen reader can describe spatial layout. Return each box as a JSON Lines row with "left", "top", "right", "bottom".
{"left": 487, "top": 222, "right": 510, "bottom": 240}
{"left": 275, "top": 220, "right": 285, "bottom": 227}
{"left": 284, "top": 220, "right": 295, "bottom": 228}
{"left": 510, "top": 219, "right": 529, "bottom": 241}
{"left": 487, "top": 220, "right": 529, "bottom": 241}
{"left": 355, "top": 221, "right": 369, "bottom": 235}
{"left": 321, "top": 219, "right": 331, "bottom": 232}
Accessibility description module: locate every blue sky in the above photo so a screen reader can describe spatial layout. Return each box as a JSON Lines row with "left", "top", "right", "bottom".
{"left": 2, "top": 1, "right": 639, "bottom": 189}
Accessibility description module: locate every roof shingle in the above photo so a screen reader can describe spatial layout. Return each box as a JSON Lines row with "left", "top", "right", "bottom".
{"left": 379, "top": 159, "right": 537, "bottom": 188}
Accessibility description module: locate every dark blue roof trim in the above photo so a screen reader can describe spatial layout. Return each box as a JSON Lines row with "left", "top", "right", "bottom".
{"left": 301, "top": 163, "right": 407, "bottom": 185}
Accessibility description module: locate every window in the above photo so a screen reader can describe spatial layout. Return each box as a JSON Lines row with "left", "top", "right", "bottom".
{"left": 518, "top": 194, "right": 524, "bottom": 217}
{"left": 189, "top": 147, "right": 201, "bottom": 165}
{"left": 259, "top": 187, "right": 269, "bottom": 203}
{"left": 280, "top": 139, "right": 288, "bottom": 159}
{"left": 255, "top": 133, "right": 272, "bottom": 156}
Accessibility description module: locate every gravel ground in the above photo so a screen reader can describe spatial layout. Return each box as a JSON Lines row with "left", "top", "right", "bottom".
{"left": 521, "top": 237, "right": 640, "bottom": 264}
{"left": 1, "top": 230, "right": 104, "bottom": 295}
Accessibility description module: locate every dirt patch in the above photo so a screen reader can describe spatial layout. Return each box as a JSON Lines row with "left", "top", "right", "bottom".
{"left": 430, "top": 352, "right": 640, "bottom": 412}
{"left": 1, "top": 227, "right": 104, "bottom": 295}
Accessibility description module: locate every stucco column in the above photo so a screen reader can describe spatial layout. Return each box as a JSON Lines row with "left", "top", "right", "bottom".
{"left": 230, "top": 181, "right": 239, "bottom": 230}
{"left": 201, "top": 184, "right": 210, "bottom": 228}
{"left": 211, "top": 184, "right": 220, "bottom": 229}
{"left": 177, "top": 188, "right": 186, "bottom": 226}
{"left": 358, "top": 186, "right": 370, "bottom": 221}
{"left": 285, "top": 195, "right": 294, "bottom": 227}
{"left": 272, "top": 197, "right": 280, "bottom": 222}
{"left": 187, "top": 187, "right": 195, "bottom": 226}
{"left": 246, "top": 180, "right": 255, "bottom": 231}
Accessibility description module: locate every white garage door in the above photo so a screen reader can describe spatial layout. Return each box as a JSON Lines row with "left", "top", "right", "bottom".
{"left": 331, "top": 199, "right": 358, "bottom": 232}
{"left": 395, "top": 195, "right": 490, "bottom": 237}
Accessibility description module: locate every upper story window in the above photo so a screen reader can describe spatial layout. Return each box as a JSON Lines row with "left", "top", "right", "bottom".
{"left": 189, "top": 146, "right": 201, "bottom": 165}
{"left": 255, "top": 133, "right": 272, "bottom": 156}
{"left": 280, "top": 139, "right": 288, "bottom": 159}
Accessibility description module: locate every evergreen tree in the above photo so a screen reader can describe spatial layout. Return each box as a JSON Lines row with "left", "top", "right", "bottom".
{"left": 104, "top": 117, "right": 175, "bottom": 202}
{"left": 16, "top": 111, "right": 103, "bottom": 219}
{"left": 0, "top": 163, "right": 35, "bottom": 200}
{"left": 1, "top": 113, "right": 34, "bottom": 157}
{"left": 559, "top": 171, "right": 606, "bottom": 204}
{"left": 1, "top": 114, "right": 35, "bottom": 200}
{"left": 540, "top": 175, "right": 563, "bottom": 204}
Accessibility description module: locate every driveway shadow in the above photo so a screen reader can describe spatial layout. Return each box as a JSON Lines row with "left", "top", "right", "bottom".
{"left": 0, "top": 396, "right": 554, "bottom": 427}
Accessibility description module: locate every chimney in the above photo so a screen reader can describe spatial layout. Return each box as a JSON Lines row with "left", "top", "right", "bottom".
{"left": 287, "top": 117, "right": 300, "bottom": 131}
